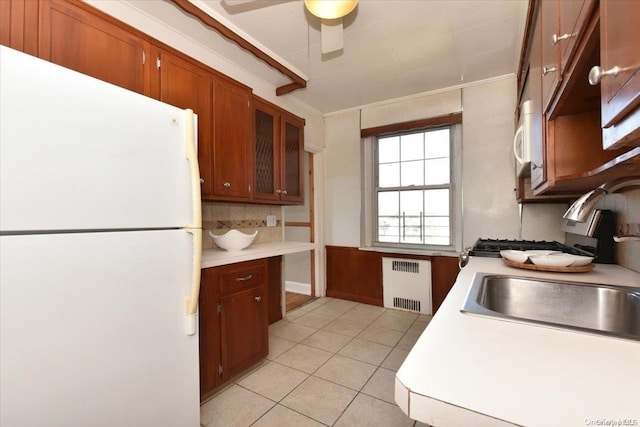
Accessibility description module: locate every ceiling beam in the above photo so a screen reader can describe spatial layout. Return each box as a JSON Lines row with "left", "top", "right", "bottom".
{"left": 169, "top": 0, "right": 307, "bottom": 96}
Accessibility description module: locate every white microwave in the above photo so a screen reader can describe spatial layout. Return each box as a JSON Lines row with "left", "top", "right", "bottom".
{"left": 514, "top": 100, "right": 532, "bottom": 177}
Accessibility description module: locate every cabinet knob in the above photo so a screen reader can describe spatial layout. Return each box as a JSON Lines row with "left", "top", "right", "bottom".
{"left": 551, "top": 33, "right": 572, "bottom": 45}
{"left": 275, "top": 189, "right": 282, "bottom": 194}
{"left": 223, "top": 182, "right": 231, "bottom": 189}
{"left": 282, "top": 190, "right": 288, "bottom": 195}
{"left": 255, "top": 296, "right": 262, "bottom": 302}
{"left": 542, "top": 66, "right": 557, "bottom": 76}
{"left": 588, "top": 65, "right": 620, "bottom": 85}
{"left": 200, "top": 178, "right": 205, "bottom": 184}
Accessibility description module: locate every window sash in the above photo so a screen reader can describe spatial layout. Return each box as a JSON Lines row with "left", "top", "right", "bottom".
{"left": 373, "top": 126, "right": 454, "bottom": 249}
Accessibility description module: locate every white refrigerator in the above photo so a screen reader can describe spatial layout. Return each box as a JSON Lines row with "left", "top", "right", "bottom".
{"left": 0, "top": 46, "right": 202, "bottom": 426}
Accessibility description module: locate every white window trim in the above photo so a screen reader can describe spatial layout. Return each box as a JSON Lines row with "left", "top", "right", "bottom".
{"left": 361, "top": 124, "right": 462, "bottom": 253}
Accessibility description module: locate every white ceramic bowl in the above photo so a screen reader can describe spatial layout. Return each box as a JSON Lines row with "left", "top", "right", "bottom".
{"left": 529, "top": 253, "right": 576, "bottom": 267}
{"left": 524, "top": 250, "right": 562, "bottom": 256}
{"left": 209, "top": 229, "right": 257, "bottom": 251}
{"left": 568, "top": 255, "right": 594, "bottom": 266}
{"left": 500, "top": 250, "right": 529, "bottom": 263}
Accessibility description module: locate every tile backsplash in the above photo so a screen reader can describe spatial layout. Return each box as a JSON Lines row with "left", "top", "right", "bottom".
{"left": 596, "top": 188, "right": 640, "bottom": 273}
{"left": 202, "top": 202, "right": 283, "bottom": 249}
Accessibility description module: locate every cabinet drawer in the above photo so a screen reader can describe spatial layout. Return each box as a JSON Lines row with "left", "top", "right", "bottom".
{"left": 219, "top": 263, "right": 265, "bottom": 296}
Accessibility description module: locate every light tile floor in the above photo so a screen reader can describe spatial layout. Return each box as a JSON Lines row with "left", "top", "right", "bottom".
{"left": 200, "top": 297, "right": 432, "bottom": 427}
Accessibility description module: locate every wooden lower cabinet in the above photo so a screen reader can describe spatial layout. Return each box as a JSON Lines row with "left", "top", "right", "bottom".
{"left": 199, "top": 259, "right": 268, "bottom": 400}
{"left": 220, "top": 285, "right": 267, "bottom": 382}
{"left": 325, "top": 246, "right": 459, "bottom": 313}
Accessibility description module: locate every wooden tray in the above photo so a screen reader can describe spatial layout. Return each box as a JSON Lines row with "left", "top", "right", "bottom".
{"left": 502, "top": 258, "right": 594, "bottom": 273}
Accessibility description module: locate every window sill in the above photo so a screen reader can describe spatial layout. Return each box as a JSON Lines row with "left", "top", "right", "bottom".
{"left": 358, "top": 246, "right": 459, "bottom": 257}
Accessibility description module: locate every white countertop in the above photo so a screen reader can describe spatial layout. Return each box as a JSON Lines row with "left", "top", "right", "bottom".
{"left": 201, "top": 241, "right": 316, "bottom": 268}
{"left": 396, "top": 257, "right": 640, "bottom": 427}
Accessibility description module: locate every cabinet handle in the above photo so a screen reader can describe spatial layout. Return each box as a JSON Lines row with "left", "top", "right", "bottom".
{"left": 223, "top": 182, "right": 231, "bottom": 189}
{"left": 551, "top": 33, "right": 572, "bottom": 45}
{"left": 255, "top": 296, "right": 262, "bottom": 302}
{"left": 542, "top": 66, "right": 557, "bottom": 76}
{"left": 236, "top": 274, "right": 253, "bottom": 282}
{"left": 588, "top": 65, "right": 620, "bottom": 85}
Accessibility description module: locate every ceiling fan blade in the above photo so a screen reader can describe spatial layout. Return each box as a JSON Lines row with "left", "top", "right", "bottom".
{"left": 320, "top": 18, "right": 344, "bottom": 54}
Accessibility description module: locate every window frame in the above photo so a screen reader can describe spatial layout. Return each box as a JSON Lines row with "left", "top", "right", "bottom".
{"left": 361, "top": 122, "right": 462, "bottom": 253}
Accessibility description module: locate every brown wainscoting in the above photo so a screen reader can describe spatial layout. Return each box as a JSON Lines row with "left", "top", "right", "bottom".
{"left": 430, "top": 255, "right": 461, "bottom": 313}
{"left": 325, "top": 246, "right": 459, "bottom": 313}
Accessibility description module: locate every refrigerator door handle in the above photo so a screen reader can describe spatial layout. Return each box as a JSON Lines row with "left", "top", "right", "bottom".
{"left": 184, "top": 108, "right": 203, "bottom": 336}
{"left": 185, "top": 227, "right": 202, "bottom": 335}
{"left": 184, "top": 109, "right": 202, "bottom": 230}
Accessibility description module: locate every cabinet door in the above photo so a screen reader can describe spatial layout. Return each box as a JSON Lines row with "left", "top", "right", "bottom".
{"left": 253, "top": 100, "right": 281, "bottom": 202}
{"left": 213, "top": 79, "right": 253, "bottom": 200}
{"left": 558, "top": 0, "right": 593, "bottom": 74}
{"left": 38, "top": 0, "right": 145, "bottom": 94}
{"left": 199, "top": 268, "right": 220, "bottom": 398}
{"left": 219, "top": 285, "right": 267, "bottom": 381}
{"left": 0, "top": 0, "right": 38, "bottom": 55}
{"left": 529, "top": 7, "right": 547, "bottom": 190}
{"left": 281, "top": 115, "right": 305, "bottom": 204}
{"left": 541, "top": 0, "right": 560, "bottom": 110}
{"left": 599, "top": 0, "right": 640, "bottom": 148}
{"left": 155, "top": 50, "right": 214, "bottom": 198}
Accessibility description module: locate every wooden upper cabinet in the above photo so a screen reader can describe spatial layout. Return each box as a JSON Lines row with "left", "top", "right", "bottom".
{"left": 541, "top": 0, "right": 560, "bottom": 110}
{"left": 253, "top": 99, "right": 281, "bottom": 203}
{"left": 253, "top": 97, "right": 304, "bottom": 205}
{"left": 0, "top": 0, "right": 38, "bottom": 55}
{"left": 38, "top": 0, "right": 145, "bottom": 94}
{"left": 281, "top": 114, "right": 304, "bottom": 204}
{"left": 212, "top": 78, "right": 253, "bottom": 201}
{"left": 153, "top": 50, "right": 214, "bottom": 197}
{"left": 558, "top": 0, "right": 594, "bottom": 74}
{"left": 598, "top": 0, "right": 640, "bottom": 149}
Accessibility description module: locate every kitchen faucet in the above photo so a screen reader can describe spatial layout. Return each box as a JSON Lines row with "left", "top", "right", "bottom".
{"left": 563, "top": 176, "right": 640, "bottom": 222}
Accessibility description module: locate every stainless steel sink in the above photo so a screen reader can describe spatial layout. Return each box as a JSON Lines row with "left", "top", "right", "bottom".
{"left": 461, "top": 273, "right": 640, "bottom": 341}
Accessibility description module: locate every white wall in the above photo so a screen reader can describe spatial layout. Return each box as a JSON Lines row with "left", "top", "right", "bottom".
{"left": 324, "top": 111, "right": 362, "bottom": 247}
{"left": 461, "top": 78, "right": 566, "bottom": 246}
{"left": 323, "top": 76, "right": 567, "bottom": 250}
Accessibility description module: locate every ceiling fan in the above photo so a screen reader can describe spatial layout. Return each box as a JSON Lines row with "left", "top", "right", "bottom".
{"left": 221, "top": 0, "right": 359, "bottom": 54}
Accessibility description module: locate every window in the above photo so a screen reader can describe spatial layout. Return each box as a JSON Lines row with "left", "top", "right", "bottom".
{"left": 374, "top": 126, "right": 455, "bottom": 248}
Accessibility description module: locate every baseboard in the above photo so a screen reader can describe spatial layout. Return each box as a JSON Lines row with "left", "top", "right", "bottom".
{"left": 285, "top": 280, "right": 311, "bottom": 296}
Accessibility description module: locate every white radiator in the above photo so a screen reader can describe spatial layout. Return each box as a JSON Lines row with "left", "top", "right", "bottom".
{"left": 382, "top": 258, "right": 432, "bottom": 314}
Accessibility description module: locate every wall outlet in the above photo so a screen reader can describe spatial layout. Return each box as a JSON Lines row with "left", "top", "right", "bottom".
{"left": 266, "top": 215, "right": 277, "bottom": 227}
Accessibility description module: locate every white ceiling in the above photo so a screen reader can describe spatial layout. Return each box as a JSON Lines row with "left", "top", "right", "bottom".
{"left": 128, "top": 0, "right": 529, "bottom": 113}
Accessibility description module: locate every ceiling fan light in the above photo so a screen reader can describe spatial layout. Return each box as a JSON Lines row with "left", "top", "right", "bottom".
{"left": 304, "top": 0, "right": 358, "bottom": 19}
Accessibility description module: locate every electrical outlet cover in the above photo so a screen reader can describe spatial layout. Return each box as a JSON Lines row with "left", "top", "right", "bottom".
{"left": 266, "top": 215, "right": 277, "bottom": 227}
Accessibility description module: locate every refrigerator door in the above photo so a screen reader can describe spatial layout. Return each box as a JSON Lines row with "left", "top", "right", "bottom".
{"left": 0, "top": 46, "right": 197, "bottom": 232}
{"left": 0, "top": 230, "right": 200, "bottom": 427}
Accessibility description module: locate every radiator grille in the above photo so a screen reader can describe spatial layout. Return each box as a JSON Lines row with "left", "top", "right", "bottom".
{"left": 393, "top": 297, "right": 421, "bottom": 312}
{"left": 391, "top": 260, "right": 420, "bottom": 273}
{"left": 382, "top": 257, "right": 432, "bottom": 314}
